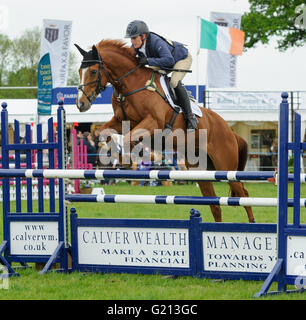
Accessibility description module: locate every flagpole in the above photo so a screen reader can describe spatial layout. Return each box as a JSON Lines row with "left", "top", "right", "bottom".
{"left": 205, "top": 44, "right": 209, "bottom": 108}
{"left": 205, "top": 14, "right": 210, "bottom": 108}
{"left": 196, "top": 15, "right": 200, "bottom": 102}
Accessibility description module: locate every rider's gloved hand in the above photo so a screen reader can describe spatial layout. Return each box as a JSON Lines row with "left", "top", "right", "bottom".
{"left": 138, "top": 56, "right": 148, "bottom": 66}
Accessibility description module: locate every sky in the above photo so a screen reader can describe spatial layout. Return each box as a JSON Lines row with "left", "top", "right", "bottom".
{"left": 0, "top": 0, "right": 305, "bottom": 91}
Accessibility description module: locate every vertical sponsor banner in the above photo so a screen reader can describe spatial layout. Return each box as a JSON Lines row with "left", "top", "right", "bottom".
{"left": 40, "top": 19, "right": 72, "bottom": 88}
{"left": 37, "top": 53, "right": 52, "bottom": 115}
{"left": 207, "top": 12, "right": 241, "bottom": 88}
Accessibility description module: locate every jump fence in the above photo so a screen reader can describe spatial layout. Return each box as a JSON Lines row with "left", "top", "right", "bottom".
{"left": 0, "top": 93, "right": 305, "bottom": 297}
{"left": 0, "top": 103, "right": 69, "bottom": 275}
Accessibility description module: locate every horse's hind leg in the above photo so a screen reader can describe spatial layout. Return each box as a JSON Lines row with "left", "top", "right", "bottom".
{"left": 228, "top": 181, "right": 255, "bottom": 223}
{"left": 198, "top": 181, "right": 222, "bottom": 222}
{"left": 205, "top": 144, "right": 255, "bottom": 223}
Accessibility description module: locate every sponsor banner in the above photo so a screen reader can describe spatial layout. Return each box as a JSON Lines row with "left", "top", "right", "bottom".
{"left": 207, "top": 12, "right": 242, "bottom": 88}
{"left": 41, "top": 19, "right": 72, "bottom": 88}
{"left": 52, "top": 87, "right": 113, "bottom": 105}
{"left": 37, "top": 53, "right": 53, "bottom": 115}
{"left": 77, "top": 226, "right": 190, "bottom": 268}
{"left": 286, "top": 236, "right": 306, "bottom": 276}
{"left": 209, "top": 91, "right": 282, "bottom": 110}
{"left": 10, "top": 221, "right": 59, "bottom": 256}
{"left": 202, "top": 231, "right": 277, "bottom": 273}
{"left": 51, "top": 85, "right": 204, "bottom": 105}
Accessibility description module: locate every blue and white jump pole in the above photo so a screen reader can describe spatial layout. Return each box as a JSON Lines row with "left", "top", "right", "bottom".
{"left": 0, "top": 168, "right": 305, "bottom": 182}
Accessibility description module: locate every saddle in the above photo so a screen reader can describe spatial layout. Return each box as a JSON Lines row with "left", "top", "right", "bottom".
{"left": 162, "top": 75, "right": 197, "bottom": 105}
{"left": 163, "top": 75, "right": 178, "bottom": 105}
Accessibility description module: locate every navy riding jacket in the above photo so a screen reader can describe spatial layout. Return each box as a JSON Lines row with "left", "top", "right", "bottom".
{"left": 135, "top": 32, "right": 188, "bottom": 68}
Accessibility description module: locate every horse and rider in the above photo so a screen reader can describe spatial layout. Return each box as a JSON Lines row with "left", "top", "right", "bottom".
{"left": 74, "top": 21, "right": 255, "bottom": 223}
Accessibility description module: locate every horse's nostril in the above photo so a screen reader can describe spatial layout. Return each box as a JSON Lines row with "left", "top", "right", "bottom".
{"left": 79, "top": 102, "right": 84, "bottom": 109}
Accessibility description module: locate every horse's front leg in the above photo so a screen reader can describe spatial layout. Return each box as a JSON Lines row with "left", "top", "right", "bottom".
{"left": 96, "top": 116, "right": 123, "bottom": 168}
{"left": 99, "top": 115, "right": 123, "bottom": 139}
{"left": 122, "top": 115, "right": 158, "bottom": 166}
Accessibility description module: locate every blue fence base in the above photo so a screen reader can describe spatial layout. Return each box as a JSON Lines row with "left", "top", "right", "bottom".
{"left": 0, "top": 241, "right": 20, "bottom": 278}
{"left": 254, "top": 258, "right": 306, "bottom": 297}
{"left": 254, "top": 92, "right": 306, "bottom": 297}
{"left": 69, "top": 208, "right": 278, "bottom": 281}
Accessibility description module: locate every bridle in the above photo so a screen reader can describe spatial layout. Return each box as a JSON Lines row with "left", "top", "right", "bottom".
{"left": 77, "top": 52, "right": 107, "bottom": 105}
{"left": 77, "top": 49, "right": 142, "bottom": 108}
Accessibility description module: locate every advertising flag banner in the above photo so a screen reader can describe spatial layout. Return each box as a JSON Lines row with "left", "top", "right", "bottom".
{"left": 40, "top": 19, "right": 72, "bottom": 88}
{"left": 206, "top": 12, "right": 242, "bottom": 88}
{"left": 37, "top": 53, "right": 52, "bottom": 115}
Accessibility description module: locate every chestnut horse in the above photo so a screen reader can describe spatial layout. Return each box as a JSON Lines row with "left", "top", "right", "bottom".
{"left": 75, "top": 39, "right": 255, "bottom": 223}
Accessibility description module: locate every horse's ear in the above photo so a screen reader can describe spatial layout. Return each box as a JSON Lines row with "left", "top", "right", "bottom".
{"left": 92, "top": 45, "right": 98, "bottom": 56}
{"left": 74, "top": 44, "right": 87, "bottom": 56}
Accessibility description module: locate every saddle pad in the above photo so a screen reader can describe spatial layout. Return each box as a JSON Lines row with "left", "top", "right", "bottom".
{"left": 160, "top": 75, "right": 202, "bottom": 118}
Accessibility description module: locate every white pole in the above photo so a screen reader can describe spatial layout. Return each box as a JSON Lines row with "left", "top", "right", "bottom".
{"left": 204, "top": 38, "right": 209, "bottom": 107}
{"left": 196, "top": 16, "right": 201, "bottom": 102}
{"left": 65, "top": 194, "right": 306, "bottom": 208}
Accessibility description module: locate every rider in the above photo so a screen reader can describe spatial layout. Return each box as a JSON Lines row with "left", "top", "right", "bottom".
{"left": 125, "top": 20, "right": 198, "bottom": 132}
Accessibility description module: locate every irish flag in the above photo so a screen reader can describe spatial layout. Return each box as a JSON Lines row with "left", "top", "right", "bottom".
{"left": 200, "top": 18, "right": 245, "bottom": 55}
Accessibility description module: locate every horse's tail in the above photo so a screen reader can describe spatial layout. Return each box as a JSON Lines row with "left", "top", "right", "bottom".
{"left": 234, "top": 132, "right": 248, "bottom": 171}
{"left": 230, "top": 133, "right": 249, "bottom": 198}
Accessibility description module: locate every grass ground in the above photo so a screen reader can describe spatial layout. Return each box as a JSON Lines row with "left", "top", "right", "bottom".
{"left": 0, "top": 182, "right": 305, "bottom": 300}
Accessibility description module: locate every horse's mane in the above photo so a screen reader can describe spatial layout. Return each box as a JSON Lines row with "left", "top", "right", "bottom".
{"left": 96, "top": 39, "right": 137, "bottom": 63}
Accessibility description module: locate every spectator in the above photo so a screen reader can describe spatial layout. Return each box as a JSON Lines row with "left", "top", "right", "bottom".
{"left": 271, "top": 137, "right": 278, "bottom": 170}
{"left": 19, "top": 136, "right": 27, "bottom": 158}
{"left": 82, "top": 132, "right": 97, "bottom": 167}
{"left": 93, "top": 129, "right": 100, "bottom": 150}
{"left": 109, "top": 135, "right": 122, "bottom": 168}
{"left": 42, "top": 139, "right": 49, "bottom": 163}
{"left": 76, "top": 130, "right": 83, "bottom": 145}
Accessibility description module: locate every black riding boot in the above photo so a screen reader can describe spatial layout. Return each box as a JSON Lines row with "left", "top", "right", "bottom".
{"left": 175, "top": 81, "right": 198, "bottom": 131}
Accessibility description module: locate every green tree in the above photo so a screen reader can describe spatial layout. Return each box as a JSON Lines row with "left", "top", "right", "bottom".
{"left": 0, "top": 34, "right": 12, "bottom": 85}
{"left": 11, "top": 27, "right": 41, "bottom": 86}
{"left": 242, "top": 0, "right": 306, "bottom": 51}
{"left": 8, "top": 67, "right": 35, "bottom": 86}
{"left": 67, "top": 51, "right": 80, "bottom": 85}
{"left": 5, "top": 67, "right": 37, "bottom": 98}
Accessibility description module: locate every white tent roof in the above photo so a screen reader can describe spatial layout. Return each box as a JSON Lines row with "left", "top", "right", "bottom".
{"left": 2, "top": 98, "right": 306, "bottom": 124}
{"left": 1, "top": 99, "right": 114, "bottom": 124}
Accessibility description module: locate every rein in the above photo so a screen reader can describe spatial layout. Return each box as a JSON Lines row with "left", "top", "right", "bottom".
{"left": 78, "top": 50, "right": 178, "bottom": 129}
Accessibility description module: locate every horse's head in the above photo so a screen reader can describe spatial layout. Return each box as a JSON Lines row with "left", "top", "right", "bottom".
{"left": 75, "top": 44, "right": 109, "bottom": 112}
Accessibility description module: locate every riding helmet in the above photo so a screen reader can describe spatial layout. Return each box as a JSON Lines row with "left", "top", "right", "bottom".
{"left": 125, "top": 20, "right": 149, "bottom": 38}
